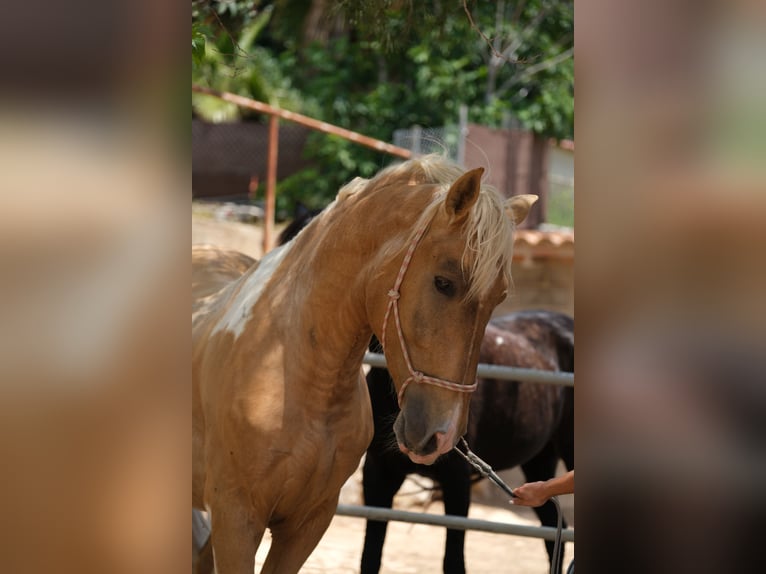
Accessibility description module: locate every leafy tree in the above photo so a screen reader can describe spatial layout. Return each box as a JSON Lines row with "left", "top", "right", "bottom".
{"left": 192, "top": 0, "right": 573, "bottom": 210}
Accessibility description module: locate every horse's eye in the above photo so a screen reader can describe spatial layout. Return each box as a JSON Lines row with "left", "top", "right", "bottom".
{"left": 434, "top": 276, "right": 455, "bottom": 296}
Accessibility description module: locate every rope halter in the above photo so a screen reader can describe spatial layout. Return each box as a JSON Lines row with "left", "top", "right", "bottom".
{"left": 381, "top": 214, "right": 479, "bottom": 407}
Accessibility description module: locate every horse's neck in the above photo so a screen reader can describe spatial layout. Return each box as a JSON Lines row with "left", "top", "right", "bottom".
{"left": 280, "top": 224, "right": 376, "bottom": 386}
{"left": 282, "top": 194, "right": 419, "bottom": 387}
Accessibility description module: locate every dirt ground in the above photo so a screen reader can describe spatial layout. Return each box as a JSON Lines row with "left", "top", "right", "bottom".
{"left": 192, "top": 210, "right": 575, "bottom": 573}
{"left": 192, "top": 210, "right": 266, "bottom": 260}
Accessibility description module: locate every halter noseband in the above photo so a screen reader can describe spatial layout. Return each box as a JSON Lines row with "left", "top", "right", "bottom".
{"left": 381, "top": 215, "right": 479, "bottom": 406}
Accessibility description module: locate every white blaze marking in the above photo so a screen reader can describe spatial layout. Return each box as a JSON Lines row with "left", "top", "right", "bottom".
{"left": 211, "top": 242, "right": 293, "bottom": 339}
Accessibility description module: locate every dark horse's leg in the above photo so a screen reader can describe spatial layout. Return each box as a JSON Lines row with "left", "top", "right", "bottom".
{"left": 361, "top": 453, "right": 407, "bottom": 574}
{"left": 521, "top": 441, "right": 568, "bottom": 574}
{"left": 438, "top": 454, "right": 471, "bottom": 574}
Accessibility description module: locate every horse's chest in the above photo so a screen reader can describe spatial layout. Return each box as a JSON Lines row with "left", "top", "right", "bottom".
{"left": 266, "top": 429, "right": 368, "bottom": 519}
{"left": 240, "top": 374, "right": 373, "bottom": 517}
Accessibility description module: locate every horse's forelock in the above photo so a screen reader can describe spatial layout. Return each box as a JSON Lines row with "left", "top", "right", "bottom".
{"left": 462, "top": 188, "right": 515, "bottom": 300}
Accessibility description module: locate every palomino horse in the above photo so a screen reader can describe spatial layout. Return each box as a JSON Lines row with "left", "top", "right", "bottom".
{"left": 276, "top": 196, "right": 573, "bottom": 574}
{"left": 192, "top": 155, "right": 536, "bottom": 573}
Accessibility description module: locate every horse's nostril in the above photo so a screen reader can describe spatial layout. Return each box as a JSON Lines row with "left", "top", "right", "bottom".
{"left": 420, "top": 433, "right": 438, "bottom": 455}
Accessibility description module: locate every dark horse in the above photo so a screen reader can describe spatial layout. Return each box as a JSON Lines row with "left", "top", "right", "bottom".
{"left": 276, "top": 202, "right": 323, "bottom": 247}
{"left": 278, "top": 205, "right": 574, "bottom": 574}
{"left": 362, "top": 311, "right": 574, "bottom": 574}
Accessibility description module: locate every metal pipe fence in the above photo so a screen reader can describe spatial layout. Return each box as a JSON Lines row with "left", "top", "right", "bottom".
{"left": 336, "top": 504, "right": 575, "bottom": 543}
{"left": 363, "top": 352, "right": 574, "bottom": 387}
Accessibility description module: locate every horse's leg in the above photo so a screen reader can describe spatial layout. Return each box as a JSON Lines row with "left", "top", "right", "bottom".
{"left": 207, "top": 491, "right": 265, "bottom": 574}
{"left": 521, "top": 442, "right": 568, "bottom": 574}
{"left": 439, "top": 456, "right": 471, "bottom": 574}
{"left": 361, "top": 453, "right": 407, "bottom": 574}
{"left": 259, "top": 498, "right": 338, "bottom": 574}
{"left": 194, "top": 538, "right": 215, "bottom": 574}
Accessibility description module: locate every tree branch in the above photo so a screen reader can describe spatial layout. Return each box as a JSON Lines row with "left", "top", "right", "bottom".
{"left": 462, "top": 0, "right": 525, "bottom": 65}
{"left": 491, "top": 0, "right": 505, "bottom": 56}
{"left": 203, "top": 0, "right": 249, "bottom": 59}
{"left": 511, "top": 0, "right": 529, "bottom": 25}
{"left": 497, "top": 46, "right": 573, "bottom": 96}
{"left": 501, "top": 7, "right": 550, "bottom": 62}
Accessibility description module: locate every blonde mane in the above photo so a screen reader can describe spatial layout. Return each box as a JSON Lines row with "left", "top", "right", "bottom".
{"left": 372, "top": 154, "right": 515, "bottom": 301}
{"left": 336, "top": 176, "right": 368, "bottom": 201}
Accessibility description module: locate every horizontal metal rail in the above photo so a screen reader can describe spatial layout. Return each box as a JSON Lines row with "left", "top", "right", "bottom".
{"left": 363, "top": 352, "right": 574, "bottom": 387}
{"left": 192, "top": 85, "right": 413, "bottom": 159}
{"left": 336, "top": 504, "right": 575, "bottom": 543}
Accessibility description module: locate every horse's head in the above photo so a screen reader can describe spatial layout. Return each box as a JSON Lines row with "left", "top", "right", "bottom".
{"left": 366, "top": 157, "right": 536, "bottom": 465}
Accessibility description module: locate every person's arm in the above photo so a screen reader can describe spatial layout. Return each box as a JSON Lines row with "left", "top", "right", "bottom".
{"left": 511, "top": 470, "right": 574, "bottom": 507}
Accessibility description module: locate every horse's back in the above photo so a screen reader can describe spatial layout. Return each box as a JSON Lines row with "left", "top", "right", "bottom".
{"left": 467, "top": 310, "right": 574, "bottom": 467}
{"left": 192, "top": 244, "right": 256, "bottom": 303}
{"left": 490, "top": 309, "right": 573, "bottom": 371}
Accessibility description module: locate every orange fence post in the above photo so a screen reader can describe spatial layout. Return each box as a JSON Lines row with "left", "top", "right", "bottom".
{"left": 264, "top": 115, "right": 279, "bottom": 254}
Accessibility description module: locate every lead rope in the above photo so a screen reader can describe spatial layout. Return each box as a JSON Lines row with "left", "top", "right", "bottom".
{"left": 455, "top": 437, "right": 564, "bottom": 574}
{"left": 381, "top": 214, "right": 478, "bottom": 406}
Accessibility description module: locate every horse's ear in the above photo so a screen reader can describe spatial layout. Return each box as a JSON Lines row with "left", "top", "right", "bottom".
{"left": 505, "top": 194, "right": 538, "bottom": 225}
{"left": 445, "top": 167, "right": 484, "bottom": 224}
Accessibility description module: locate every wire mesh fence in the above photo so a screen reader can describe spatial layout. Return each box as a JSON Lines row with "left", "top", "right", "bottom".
{"left": 393, "top": 125, "right": 462, "bottom": 161}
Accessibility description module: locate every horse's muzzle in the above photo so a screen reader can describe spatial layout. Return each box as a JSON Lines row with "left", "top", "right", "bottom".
{"left": 396, "top": 427, "right": 456, "bottom": 466}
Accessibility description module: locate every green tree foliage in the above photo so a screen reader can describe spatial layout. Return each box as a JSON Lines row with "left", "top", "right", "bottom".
{"left": 192, "top": 0, "right": 573, "bottom": 212}
{"left": 192, "top": 1, "right": 302, "bottom": 121}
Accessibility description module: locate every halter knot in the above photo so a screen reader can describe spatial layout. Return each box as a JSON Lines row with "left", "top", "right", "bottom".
{"left": 412, "top": 370, "right": 425, "bottom": 383}
{"left": 387, "top": 289, "right": 400, "bottom": 300}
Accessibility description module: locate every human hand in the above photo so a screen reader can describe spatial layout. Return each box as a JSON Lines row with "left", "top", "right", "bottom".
{"left": 511, "top": 470, "right": 574, "bottom": 507}
{"left": 510, "top": 481, "right": 553, "bottom": 507}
